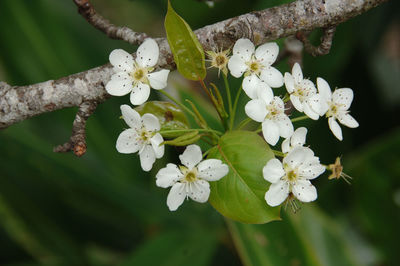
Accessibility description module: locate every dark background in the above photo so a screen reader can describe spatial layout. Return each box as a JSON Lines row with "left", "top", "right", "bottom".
{"left": 0, "top": 0, "right": 399, "bottom": 265}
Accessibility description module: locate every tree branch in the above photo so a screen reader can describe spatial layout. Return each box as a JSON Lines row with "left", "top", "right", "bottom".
{"left": 53, "top": 100, "right": 99, "bottom": 156}
{"left": 296, "top": 27, "right": 337, "bottom": 56}
{"left": 73, "top": 0, "right": 149, "bottom": 45}
{"left": 0, "top": 0, "right": 388, "bottom": 131}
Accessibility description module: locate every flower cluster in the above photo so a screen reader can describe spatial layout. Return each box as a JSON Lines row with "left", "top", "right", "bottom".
{"left": 107, "top": 39, "right": 229, "bottom": 211}
{"left": 106, "top": 36, "right": 358, "bottom": 214}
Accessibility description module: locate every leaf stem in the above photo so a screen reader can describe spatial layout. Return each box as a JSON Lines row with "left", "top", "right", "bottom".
{"left": 199, "top": 79, "right": 228, "bottom": 130}
{"left": 223, "top": 73, "right": 233, "bottom": 125}
{"left": 159, "top": 128, "right": 223, "bottom": 136}
{"left": 291, "top": 115, "right": 309, "bottom": 123}
{"left": 230, "top": 85, "right": 242, "bottom": 129}
{"left": 158, "top": 89, "right": 196, "bottom": 118}
{"left": 272, "top": 150, "right": 285, "bottom": 157}
{"left": 236, "top": 118, "right": 252, "bottom": 130}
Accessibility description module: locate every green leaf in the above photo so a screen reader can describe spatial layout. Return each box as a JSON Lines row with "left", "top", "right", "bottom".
{"left": 135, "top": 101, "right": 189, "bottom": 138}
{"left": 226, "top": 206, "right": 371, "bottom": 266}
{"left": 118, "top": 230, "right": 218, "bottom": 266}
{"left": 164, "top": 0, "right": 206, "bottom": 80}
{"left": 208, "top": 131, "right": 280, "bottom": 224}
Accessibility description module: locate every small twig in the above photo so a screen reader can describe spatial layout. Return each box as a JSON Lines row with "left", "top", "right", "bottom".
{"left": 296, "top": 27, "right": 336, "bottom": 57}
{"left": 73, "top": 0, "right": 149, "bottom": 45}
{"left": 54, "top": 100, "right": 98, "bottom": 157}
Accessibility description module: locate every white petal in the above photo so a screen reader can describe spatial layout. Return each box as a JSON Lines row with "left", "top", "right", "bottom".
{"left": 188, "top": 180, "right": 210, "bottom": 203}
{"left": 245, "top": 99, "right": 267, "bottom": 122}
{"left": 290, "top": 127, "right": 307, "bottom": 148}
{"left": 147, "top": 69, "right": 170, "bottom": 90}
{"left": 265, "top": 180, "right": 289, "bottom": 207}
{"left": 136, "top": 38, "right": 159, "bottom": 68}
{"left": 106, "top": 72, "right": 133, "bottom": 96}
{"left": 332, "top": 88, "right": 353, "bottom": 110}
{"left": 257, "top": 82, "right": 274, "bottom": 105}
{"left": 281, "top": 138, "right": 291, "bottom": 154}
{"left": 283, "top": 147, "right": 314, "bottom": 169}
{"left": 306, "top": 94, "right": 322, "bottom": 116}
{"left": 130, "top": 82, "right": 151, "bottom": 105}
{"left": 262, "top": 120, "right": 280, "bottom": 146}
{"left": 151, "top": 133, "right": 164, "bottom": 159}
{"left": 271, "top": 96, "right": 285, "bottom": 112}
{"left": 292, "top": 180, "right": 317, "bottom": 203}
{"left": 156, "top": 163, "right": 183, "bottom": 188}
{"left": 284, "top": 73, "right": 295, "bottom": 93}
{"left": 299, "top": 160, "right": 325, "bottom": 180}
{"left": 292, "top": 63, "right": 303, "bottom": 84}
{"left": 260, "top": 66, "right": 283, "bottom": 88}
{"left": 116, "top": 129, "right": 140, "bottom": 154}
{"left": 263, "top": 158, "right": 284, "bottom": 183}
{"left": 317, "top": 77, "right": 332, "bottom": 101}
{"left": 303, "top": 102, "right": 319, "bottom": 120}
{"left": 232, "top": 38, "right": 255, "bottom": 62}
{"left": 255, "top": 42, "right": 279, "bottom": 66}
{"left": 142, "top": 113, "right": 160, "bottom": 131}
{"left": 139, "top": 144, "right": 156, "bottom": 171}
{"left": 227, "top": 55, "right": 248, "bottom": 78}
{"left": 179, "top": 144, "right": 203, "bottom": 169}
{"left": 301, "top": 79, "right": 317, "bottom": 93}
{"left": 197, "top": 159, "right": 229, "bottom": 181}
{"left": 167, "top": 183, "right": 186, "bottom": 211}
{"left": 328, "top": 117, "right": 343, "bottom": 141}
{"left": 109, "top": 49, "right": 134, "bottom": 72}
{"left": 276, "top": 115, "right": 294, "bottom": 138}
{"left": 120, "top": 104, "right": 141, "bottom": 130}
{"left": 290, "top": 95, "right": 304, "bottom": 112}
{"left": 338, "top": 113, "right": 359, "bottom": 128}
{"left": 243, "top": 74, "right": 260, "bottom": 99}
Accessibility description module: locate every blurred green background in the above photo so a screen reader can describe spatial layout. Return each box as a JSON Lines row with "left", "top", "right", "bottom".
{"left": 0, "top": 0, "right": 399, "bottom": 265}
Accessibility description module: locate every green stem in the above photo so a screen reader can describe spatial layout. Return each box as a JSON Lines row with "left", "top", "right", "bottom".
{"left": 230, "top": 85, "right": 242, "bottom": 129}
{"left": 254, "top": 126, "right": 262, "bottom": 134}
{"left": 159, "top": 128, "right": 223, "bottom": 136}
{"left": 272, "top": 150, "right": 285, "bottom": 157}
{"left": 158, "top": 90, "right": 196, "bottom": 119}
{"left": 282, "top": 93, "right": 290, "bottom": 103}
{"left": 236, "top": 118, "right": 252, "bottom": 130}
{"left": 223, "top": 73, "right": 233, "bottom": 123}
{"left": 291, "top": 115, "right": 309, "bottom": 123}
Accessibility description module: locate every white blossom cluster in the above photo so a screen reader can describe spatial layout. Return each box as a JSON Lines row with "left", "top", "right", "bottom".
{"left": 106, "top": 39, "right": 229, "bottom": 211}
{"left": 227, "top": 38, "right": 359, "bottom": 206}
{"left": 106, "top": 37, "right": 359, "bottom": 212}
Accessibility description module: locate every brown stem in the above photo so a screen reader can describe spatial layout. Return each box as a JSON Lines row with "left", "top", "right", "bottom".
{"left": 296, "top": 26, "right": 337, "bottom": 57}
{"left": 53, "top": 100, "right": 98, "bottom": 156}
{"left": 73, "top": 0, "right": 149, "bottom": 45}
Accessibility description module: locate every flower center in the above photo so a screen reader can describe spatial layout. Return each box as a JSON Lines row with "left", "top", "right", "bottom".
{"left": 138, "top": 128, "right": 153, "bottom": 143}
{"left": 130, "top": 64, "right": 149, "bottom": 84}
{"left": 326, "top": 103, "right": 340, "bottom": 118}
{"left": 185, "top": 171, "right": 197, "bottom": 182}
{"left": 283, "top": 164, "right": 299, "bottom": 184}
{"left": 266, "top": 102, "right": 282, "bottom": 119}
{"left": 215, "top": 55, "right": 226, "bottom": 66}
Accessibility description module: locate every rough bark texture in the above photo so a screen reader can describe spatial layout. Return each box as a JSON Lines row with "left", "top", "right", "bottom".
{"left": 0, "top": 0, "right": 387, "bottom": 129}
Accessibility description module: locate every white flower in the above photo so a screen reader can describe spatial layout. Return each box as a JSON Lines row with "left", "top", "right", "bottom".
{"left": 245, "top": 86, "right": 293, "bottom": 146}
{"left": 156, "top": 144, "right": 229, "bottom": 211}
{"left": 227, "top": 38, "right": 283, "bottom": 99}
{"left": 116, "top": 104, "right": 165, "bottom": 172}
{"left": 281, "top": 127, "right": 307, "bottom": 153}
{"left": 317, "top": 77, "right": 359, "bottom": 141}
{"left": 263, "top": 146, "right": 325, "bottom": 207}
{"left": 106, "top": 38, "right": 170, "bottom": 105}
{"left": 284, "top": 63, "right": 321, "bottom": 120}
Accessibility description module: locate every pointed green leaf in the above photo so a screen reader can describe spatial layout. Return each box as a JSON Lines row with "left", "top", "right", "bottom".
{"left": 135, "top": 101, "right": 189, "bottom": 138}
{"left": 165, "top": 0, "right": 206, "bottom": 80}
{"left": 208, "top": 131, "right": 280, "bottom": 224}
